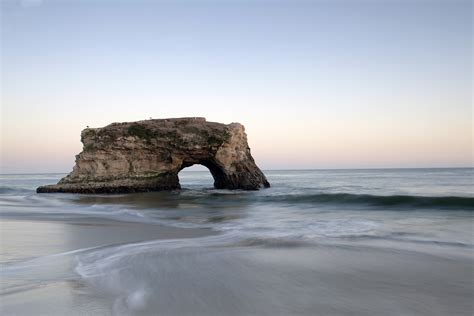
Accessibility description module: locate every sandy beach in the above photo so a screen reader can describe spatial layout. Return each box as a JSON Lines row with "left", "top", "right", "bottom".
{"left": 1, "top": 218, "right": 215, "bottom": 315}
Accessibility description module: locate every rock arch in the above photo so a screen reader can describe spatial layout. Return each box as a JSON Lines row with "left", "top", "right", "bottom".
{"left": 37, "top": 118, "right": 270, "bottom": 193}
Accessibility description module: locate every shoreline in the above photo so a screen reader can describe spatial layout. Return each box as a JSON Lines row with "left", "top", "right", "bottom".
{"left": 0, "top": 218, "right": 217, "bottom": 264}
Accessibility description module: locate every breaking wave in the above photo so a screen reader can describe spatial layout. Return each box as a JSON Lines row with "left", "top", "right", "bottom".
{"left": 258, "top": 193, "right": 474, "bottom": 209}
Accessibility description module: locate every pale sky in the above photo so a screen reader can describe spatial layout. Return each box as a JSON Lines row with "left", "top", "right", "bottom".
{"left": 1, "top": 0, "right": 472, "bottom": 173}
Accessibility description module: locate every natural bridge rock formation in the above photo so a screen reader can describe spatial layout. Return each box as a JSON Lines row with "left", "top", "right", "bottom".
{"left": 37, "top": 118, "right": 270, "bottom": 193}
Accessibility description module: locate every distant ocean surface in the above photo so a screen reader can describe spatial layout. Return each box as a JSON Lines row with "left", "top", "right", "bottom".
{"left": 1, "top": 169, "right": 473, "bottom": 315}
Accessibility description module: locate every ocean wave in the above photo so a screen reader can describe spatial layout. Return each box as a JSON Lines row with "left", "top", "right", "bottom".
{"left": 109, "top": 189, "right": 474, "bottom": 210}
{"left": 259, "top": 193, "right": 474, "bottom": 209}
{"left": 0, "top": 186, "right": 34, "bottom": 195}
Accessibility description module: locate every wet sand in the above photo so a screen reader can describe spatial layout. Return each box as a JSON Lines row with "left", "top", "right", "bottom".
{"left": 1, "top": 218, "right": 216, "bottom": 263}
{"left": 1, "top": 218, "right": 473, "bottom": 315}
{"left": 0, "top": 218, "right": 216, "bottom": 315}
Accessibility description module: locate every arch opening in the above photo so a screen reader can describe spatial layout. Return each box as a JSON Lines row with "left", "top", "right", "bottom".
{"left": 177, "top": 161, "right": 227, "bottom": 189}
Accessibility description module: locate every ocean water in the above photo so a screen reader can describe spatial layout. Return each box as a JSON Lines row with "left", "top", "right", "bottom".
{"left": 0, "top": 169, "right": 473, "bottom": 315}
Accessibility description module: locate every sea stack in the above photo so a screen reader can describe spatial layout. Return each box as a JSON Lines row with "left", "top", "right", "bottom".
{"left": 37, "top": 118, "right": 270, "bottom": 193}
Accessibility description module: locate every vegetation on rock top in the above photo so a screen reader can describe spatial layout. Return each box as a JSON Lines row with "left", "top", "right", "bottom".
{"left": 127, "top": 124, "right": 155, "bottom": 140}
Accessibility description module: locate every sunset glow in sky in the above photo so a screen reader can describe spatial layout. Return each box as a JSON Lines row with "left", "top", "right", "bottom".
{"left": 1, "top": 0, "right": 472, "bottom": 173}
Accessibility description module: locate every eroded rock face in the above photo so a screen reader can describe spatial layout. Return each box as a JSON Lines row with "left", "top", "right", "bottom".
{"left": 37, "top": 118, "right": 270, "bottom": 193}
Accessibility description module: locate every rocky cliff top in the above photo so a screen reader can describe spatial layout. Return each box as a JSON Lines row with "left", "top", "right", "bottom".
{"left": 81, "top": 117, "right": 234, "bottom": 153}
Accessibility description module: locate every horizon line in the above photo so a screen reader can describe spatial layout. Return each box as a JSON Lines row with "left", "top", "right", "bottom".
{"left": 1, "top": 166, "right": 472, "bottom": 175}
